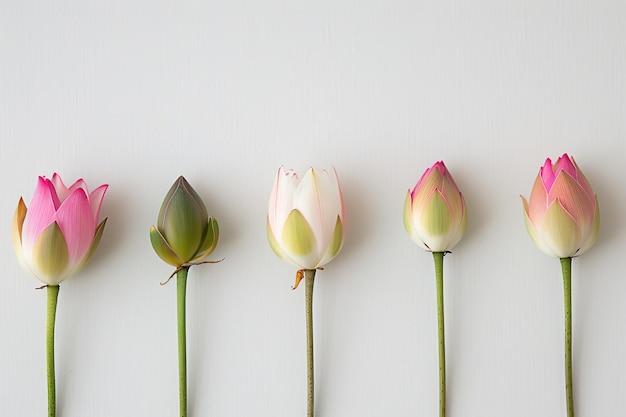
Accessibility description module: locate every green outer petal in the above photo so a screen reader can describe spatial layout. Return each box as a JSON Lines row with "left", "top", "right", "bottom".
{"left": 577, "top": 195, "right": 600, "bottom": 255}
{"left": 403, "top": 192, "right": 414, "bottom": 236}
{"left": 281, "top": 209, "right": 316, "bottom": 257}
{"left": 12, "top": 198, "right": 29, "bottom": 272}
{"left": 327, "top": 216, "right": 343, "bottom": 260}
{"left": 419, "top": 191, "right": 452, "bottom": 238}
{"left": 191, "top": 217, "right": 219, "bottom": 261}
{"left": 74, "top": 218, "right": 107, "bottom": 273}
{"left": 31, "top": 222, "right": 70, "bottom": 284}
{"left": 150, "top": 225, "right": 184, "bottom": 266}
{"left": 447, "top": 198, "right": 467, "bottom": 250}
{"left": 541, "top": 200, "right": 582, "bottom": 258}
{"left": 267, "top": 217, "right": 287, "bottom": 260}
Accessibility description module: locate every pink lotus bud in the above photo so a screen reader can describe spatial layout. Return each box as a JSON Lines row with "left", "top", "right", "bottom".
{"left": 267, "top": 167, "right": 345, "bottom": 270}
{"left": 404, "top": 161, "right": 467, "bottom": 252}
{"left": 521, "top": 154, "right": 600, "bottom": 258}
{"left": 12, "top": 174, "right": 108, "bottom": 285}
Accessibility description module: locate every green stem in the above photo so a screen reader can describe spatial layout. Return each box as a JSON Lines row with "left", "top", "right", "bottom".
{"left": 304, "top": 269, "right": 316, "bottom": 417}
{"left": 46, "top": 285, "right": 59, "bottom": 417}
{"left": 433, "top": 252, "right": 446, "bottom": 417}
{"left": 177, "top": 267, "right": 189, "bottom": 417}
{"left": 561, "top": 257, "right": 574, "bottom": 417}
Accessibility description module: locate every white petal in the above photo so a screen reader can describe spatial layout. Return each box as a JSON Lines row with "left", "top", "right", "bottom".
{"left": 268, "top": 167, "right": 298, "bottom": 233}
{"left": 292, "top": 168, "right": 343, "bottom": 257}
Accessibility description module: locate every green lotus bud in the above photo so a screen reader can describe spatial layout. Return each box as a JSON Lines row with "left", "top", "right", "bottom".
{"left": 150, "top": 176, "right": 219, "bottom": 266}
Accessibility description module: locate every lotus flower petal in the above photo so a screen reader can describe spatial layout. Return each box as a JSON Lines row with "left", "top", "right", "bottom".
{"left": 547, "top": 171, "right": 594, "bottom": 231}
{"left": 21, "top": 177, "right": 59, "bottom": 256}
{"left": 577, "top": 196, "right": 600, "bottom": 255}
{"left": 75, "top": 218, "right": 107, "bottom": 273}
{"left": 404, "top": 192, "right": 428, "bottom": 251}
{"left": 522, "top": 196, "right": 556, "bottom": 257}
{"left": 541, "top": 200, "right": 582, "bottom": 258}
{"left": 89, "top": 184, "right": 109, "bottom": 221}
{"left": 53, "top": 187, "right": 96, "bottom": 266}
{"left": 267, "top": 216, "right": 289, "bottom": 261}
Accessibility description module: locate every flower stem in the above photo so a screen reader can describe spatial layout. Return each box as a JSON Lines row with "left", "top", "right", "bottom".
{"left": 46, "top": 285, "right": 59, "bottom": 417}
{"left": 177, "top": 267, "right": 189, "bottom": 417}
{"left": 560, "top": 257, "right": 574, "bottom": 417}
{"left": 433, "top": 252, "right": 446, "bottom": 417}
{"left": 304, "top": 269, "right": 316, "bottom": 417}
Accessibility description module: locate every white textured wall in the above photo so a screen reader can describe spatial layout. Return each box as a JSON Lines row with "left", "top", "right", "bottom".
{"left": 1, "top": 1, "right": 625, "bottom": 416}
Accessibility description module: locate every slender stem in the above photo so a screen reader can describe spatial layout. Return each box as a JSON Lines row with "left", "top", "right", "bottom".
{"left": 433, "top": 252, "right": 446, "bottom": 417}
{"left": 561, "top": 257, "right": 574, "bottom": 417}
{"left": 46, "top": 285, "right": 59, "bottom": 417}
{"left": 177, "top": 267, "right": 189, "bottom": 417}
{"left": 304, "top": 269, "right": 316, "bottom": 417}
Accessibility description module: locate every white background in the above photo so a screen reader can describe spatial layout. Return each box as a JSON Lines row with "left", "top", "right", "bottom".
{"left": 1, "top": 1, "right": 625, "bottom": 416}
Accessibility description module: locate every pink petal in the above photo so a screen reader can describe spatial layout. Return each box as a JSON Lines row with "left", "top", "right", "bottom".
{"left": 68, "top": 178, "right": 89, "bottom": 195}
{"left": 554, "top": 154, "right": 577, "bottom": 181}
{"left": 527, "top": 173, "right": 548, "bottom": 222}
{"left": 413, "top": 162, "right": 441, "bottom": 196}
{"left": 53, "top": 188, "right": 96, "bottom": 266}
{"left": 89, "top": 184, "right": 109, "bottom": 221}
{"left": 570, "top": 157, "right": 596, "bottom": 200}
{"left": 438, "top": 161, "right": 460, "bottom": 191}
{"left": 546, "top": 170, "right": 595, "bottom": 230}
{"left": 21, "top": 177, "right": 60, "bottom": 253}
{"left": 268, "top": 167, "right": 298, "bottom": 232}
{"left": 540, "top": 157, "right": 556, "bottom": 192}
{"left": 51, "top": 173, "right": 71, "bottom": 202}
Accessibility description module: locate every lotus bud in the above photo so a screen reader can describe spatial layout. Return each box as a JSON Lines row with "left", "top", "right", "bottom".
{"left": 150, "top": 176, "right": 219, "bottom": 267}
{"left": 521, "top": 154, "right": 599, "bottom": 258}
{"left": 404, "top": 161, "right": 467, "bottom": 252}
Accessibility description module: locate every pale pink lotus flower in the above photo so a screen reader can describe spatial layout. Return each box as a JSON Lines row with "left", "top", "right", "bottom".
{"left": 521, "top": 154, "right": 600, "bottom": 258}
{"left": 13, "top": 174, "right": 108, "bottom": 285}
{"left": 267, "top": 167, "right": 345, "bottom": 270}
{"left": 404, "top": 161, "right": 467, "bottom": 252}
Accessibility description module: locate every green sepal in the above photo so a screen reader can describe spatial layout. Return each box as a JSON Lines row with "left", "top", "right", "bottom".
{"left": 403, "top": 192, "right": 414, "bottom": 236}
{"left": 192, "top": 217, "right": 219, "bottom": 262}
{"left": 32, "top": 221, "right": 69, "bottom": 280}
{"left": 12, "top": 198, "right": 28, "bottom": 270}
{"left": 281, "top": 210, "right": 316, "bottom": 257}
{"left": 327, "top": 216, "right": 343, "bottom": 259}
{"left": 150, "top": 225, "right": 184, "bottom": 266}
